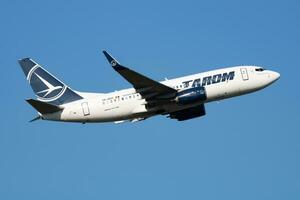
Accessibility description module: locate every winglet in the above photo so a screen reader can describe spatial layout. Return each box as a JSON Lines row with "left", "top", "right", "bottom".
{"left": 102, "top": 50, "right": 125, "bottom": 70}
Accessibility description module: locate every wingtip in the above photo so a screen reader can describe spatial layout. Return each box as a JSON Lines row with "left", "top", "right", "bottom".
{"left": 102, "top": 50, "right": 120, "bottom": 67}
{"left": 102, "top": 50, "right": 112, "bottom": 61}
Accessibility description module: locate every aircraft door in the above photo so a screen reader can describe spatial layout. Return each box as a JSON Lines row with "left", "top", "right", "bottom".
{"left": 81, "top": 102, "right": 90, "bottom": 116}
{"left": 240, "top": 68, "right": 249, "bottom": 81}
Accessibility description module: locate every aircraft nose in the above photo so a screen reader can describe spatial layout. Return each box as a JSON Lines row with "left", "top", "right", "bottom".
{"left": 269, "top": 71, "right": 280, "bottom": 82}
{"left": 272, "top": 71, "right": 280, "bottom": 81}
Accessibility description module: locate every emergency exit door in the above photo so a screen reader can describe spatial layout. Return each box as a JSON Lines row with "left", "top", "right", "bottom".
{"left": 240, "top": 68, "right": 249, "bottom": 81}
{"left": 81, "top": 102, "right": 90, "bottom": 116}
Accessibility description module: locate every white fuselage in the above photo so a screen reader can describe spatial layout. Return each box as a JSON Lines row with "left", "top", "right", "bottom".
{"left": 43, "top": 66, "right": 280, "bottom": 123}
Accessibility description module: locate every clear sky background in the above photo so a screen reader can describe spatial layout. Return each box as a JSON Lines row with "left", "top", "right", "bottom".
{"left": 1, "top": 0, "right": 299, "bottom": 199}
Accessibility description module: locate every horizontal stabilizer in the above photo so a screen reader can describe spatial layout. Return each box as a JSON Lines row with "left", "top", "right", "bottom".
{"left": 26, "top": 99, "right": 63, "bottom": 114}
{"left": 29, "top": 115, "right": 42, "bottom": 122}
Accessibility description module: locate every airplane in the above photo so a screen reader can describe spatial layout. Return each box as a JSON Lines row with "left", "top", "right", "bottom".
{"left": 19, "top": 51, "right": 280, "bottom": 123}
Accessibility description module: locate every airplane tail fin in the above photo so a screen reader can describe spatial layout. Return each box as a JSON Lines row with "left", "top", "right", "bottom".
{"left": 18, "top": 58, "right": 83, "bottom": 105}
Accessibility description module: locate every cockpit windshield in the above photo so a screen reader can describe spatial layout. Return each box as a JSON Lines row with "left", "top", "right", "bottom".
{"left": 255, "top": 68, "right": 265, "bottom": 72}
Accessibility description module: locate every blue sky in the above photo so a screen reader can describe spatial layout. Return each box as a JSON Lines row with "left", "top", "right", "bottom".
{"left": 1, "top": 0, "right": 300, "bottom": 199}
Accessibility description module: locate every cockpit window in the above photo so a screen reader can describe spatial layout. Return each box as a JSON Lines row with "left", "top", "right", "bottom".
{"left": 255, "top": 68, "right": 265, "bottom": 72}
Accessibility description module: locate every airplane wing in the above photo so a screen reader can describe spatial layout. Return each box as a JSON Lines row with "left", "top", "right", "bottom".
{"left": 103, "top": 51, "right": 177, "bottom": 100}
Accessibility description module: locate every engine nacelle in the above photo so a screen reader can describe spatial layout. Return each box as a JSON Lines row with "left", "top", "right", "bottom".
{"left": 175, "top": 86, "right": 207, "bottom": 105}
{"left": 169, "top": 104, "right": 206, "bottom": 121}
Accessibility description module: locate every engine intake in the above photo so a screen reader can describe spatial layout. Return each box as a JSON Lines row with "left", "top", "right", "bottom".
{"left": 175, "top": 86, "right": 207, "bottom": 105}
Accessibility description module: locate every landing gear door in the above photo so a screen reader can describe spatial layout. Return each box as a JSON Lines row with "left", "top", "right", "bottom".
{"left": 81, "top": 102, "right": 90, "bottom": 116}
{"left": 240, "top": 68, "right": 249, "bottom": 81}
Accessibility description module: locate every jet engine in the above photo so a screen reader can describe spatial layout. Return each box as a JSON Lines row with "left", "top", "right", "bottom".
{"left": 175, "top": 86, "right": 207, "bottom": 105}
